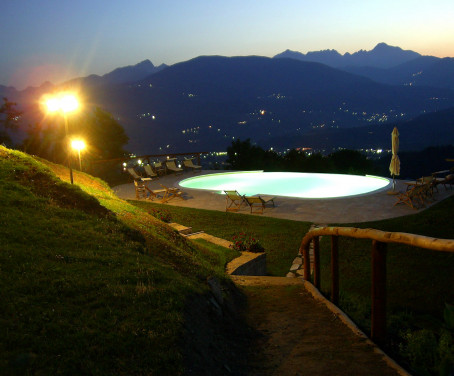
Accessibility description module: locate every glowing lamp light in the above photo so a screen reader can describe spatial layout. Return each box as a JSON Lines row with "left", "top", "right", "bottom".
{"left": 42, "top": 92, "right": 81, "bottom": 183}
{"left": 71, "top": 139, "right": 86, "bottom": 152}
{"left": 71, "top": 139, "right": 86, "bottom": 171}
{"left": 45, "top": 93, "right": 79, "bottom": 114}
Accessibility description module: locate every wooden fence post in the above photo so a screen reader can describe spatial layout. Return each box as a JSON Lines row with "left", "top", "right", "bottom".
{"left": 303, "top": 245, "right": 310, "bottom": 281}
{"left": 313, "top": 237, "right": 320, "bottom": 289}
{"left": 371, "top": 240, "right": 387, "bottom": 344}
{"left": 331, "top": 236, "right": 339, "bottom": 305}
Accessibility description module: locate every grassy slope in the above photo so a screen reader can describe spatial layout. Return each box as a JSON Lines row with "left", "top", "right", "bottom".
{"left": 131, "top": 201, "right": 312, "bottom": 276}
{"left": 0, "top": 146, "right": 239, "bottom": 375}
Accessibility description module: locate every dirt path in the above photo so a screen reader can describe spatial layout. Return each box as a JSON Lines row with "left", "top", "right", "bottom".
{"left": 232, "top": 276, "right": 406, "bottom": 376}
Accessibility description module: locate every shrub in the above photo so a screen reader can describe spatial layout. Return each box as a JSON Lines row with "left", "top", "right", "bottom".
{"left": 230, "top": 232, "right": 264, "bottom": 253}
{"left": 148, "top": 207, "right": 172, "bottom": 223}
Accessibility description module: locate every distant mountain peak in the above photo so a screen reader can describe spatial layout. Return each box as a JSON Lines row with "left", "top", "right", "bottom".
{"left": 274, "top": 43, "right": 422, "bottom": 69}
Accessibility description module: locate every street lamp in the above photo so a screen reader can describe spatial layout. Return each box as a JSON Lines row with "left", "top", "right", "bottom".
{"left": 43, "top": 93, "right": 79, "bottom": 184}
{"left": 71, "top": 139, "right": 86, "bottom": 171}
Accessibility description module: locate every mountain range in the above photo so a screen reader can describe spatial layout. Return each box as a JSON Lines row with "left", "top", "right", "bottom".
{"left": 2, "top": 43, "right": 454, "bottom": 154}
{"left": 274, "top": 42, "right": 422, "bottom": 69}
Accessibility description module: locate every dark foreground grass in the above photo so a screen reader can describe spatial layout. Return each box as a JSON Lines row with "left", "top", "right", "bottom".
{"left": 130, "top": 201, "right": 312, "bottom": 276}
{"left": 0, "top": 146, "right": 244, "bottom": 375}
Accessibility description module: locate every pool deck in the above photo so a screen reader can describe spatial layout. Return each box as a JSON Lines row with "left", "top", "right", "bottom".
{"left": 113, "top": 170, "right": 454, "bottom": 224}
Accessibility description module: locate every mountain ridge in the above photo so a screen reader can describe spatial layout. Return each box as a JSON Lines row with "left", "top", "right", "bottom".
{"left": 274, "top": 42, "right": 422, "bottom": 69}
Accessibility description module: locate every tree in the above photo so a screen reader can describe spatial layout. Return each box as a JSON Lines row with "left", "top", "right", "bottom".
{"left": 328, "top": 149, "right": 376, "bottom": 175}
{"left": 0, "top": 97, "right": 22, "bottom": 146}
{"left": 22, "top": 106, "right": 129, "bottom": 163}
{"left": 81, "top": 107, "right": 129, "bottom": 160}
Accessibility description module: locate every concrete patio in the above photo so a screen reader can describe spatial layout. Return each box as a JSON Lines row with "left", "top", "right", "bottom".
{"left": 113, "top": 170, "right": 454, "bottom": 224}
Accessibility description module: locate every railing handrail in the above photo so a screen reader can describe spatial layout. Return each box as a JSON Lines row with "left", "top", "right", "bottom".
{"left": 298, "top": 226, "right": 454, "bottom": 344}
{"left": 300, "top": 226, "right": 454, "bottom": 253}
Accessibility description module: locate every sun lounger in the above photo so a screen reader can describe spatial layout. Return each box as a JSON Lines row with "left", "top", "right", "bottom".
{"left": 183, "top": 158, "right": 202, "bottom": 172}
{"left": 165, "top": 160, "right": 183, "bottom": 175}
{"left": 127, "top": 167, "right": 152, "bottom": 182}
{"left": 243, "top": 195, "right": 276, "bottom": 214}
{"left": 143, "top": 164, "right": 158, "bottom": 179}
{"left": 224, "top": 190, "right": 246, "bottom": 212}
{"left": 153, "top": 161, "right": 166, "bottom": 176}
{"left": 159, "top": 183, "right": 185, "bottom": 203}
{"left": 394, "top": 185, "right": 425, "bottom": 210}
{"left": 133, "top": 180, "right": 165, "bottom": 200}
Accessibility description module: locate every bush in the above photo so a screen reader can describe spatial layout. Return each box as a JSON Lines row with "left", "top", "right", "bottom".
{"left": 230, "top": 232, "right": 264, "bottom": 253}
{"left": 148, "top": 207, "right": 172, "bottom": 223}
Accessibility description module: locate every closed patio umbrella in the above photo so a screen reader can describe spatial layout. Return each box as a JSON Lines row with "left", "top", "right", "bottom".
{"left": 389, "top": 127, "right": 400, "bottom": 192}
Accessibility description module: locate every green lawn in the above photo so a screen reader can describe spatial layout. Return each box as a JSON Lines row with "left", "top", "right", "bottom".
{"left": 129, "top": 201, "right": 312, "bottom": 276}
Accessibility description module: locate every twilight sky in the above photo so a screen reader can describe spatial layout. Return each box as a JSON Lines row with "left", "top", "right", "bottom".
{"left": 2, "top": 0, "right": 454, "bottom": 90}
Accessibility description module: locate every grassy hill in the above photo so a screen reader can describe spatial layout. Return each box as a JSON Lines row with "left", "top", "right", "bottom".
{"left": 0, "top": 146, "right": 243, "bottom": 375}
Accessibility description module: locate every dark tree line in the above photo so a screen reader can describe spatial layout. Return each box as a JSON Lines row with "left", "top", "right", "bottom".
{"left": 226, "top": 139, "right": 454, "bottom": 179}
{"left": 0, "top": 97, "right": 22, "bottom": 146}
{"left": 226, "top": 139, "right": 379, "bottom": 175}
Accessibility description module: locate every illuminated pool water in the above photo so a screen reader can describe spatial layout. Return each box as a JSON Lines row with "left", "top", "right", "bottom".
{"left": 179, "top": 171, "right": 391, "bottom": 199}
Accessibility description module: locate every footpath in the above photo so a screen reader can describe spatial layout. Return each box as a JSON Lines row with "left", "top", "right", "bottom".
{"left": 170, "top": 222, "right": 410, "bottom": 376}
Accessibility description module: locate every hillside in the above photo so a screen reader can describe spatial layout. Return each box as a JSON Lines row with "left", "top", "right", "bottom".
{"left": 0, "top": 146, "right": 247, "bottom": 375}
{"left": 88, "top": 55, "right": 454, "bottom": 153}
{"left": 5, "top": 54, "right": 454, "bottom": 155}
{"left": 265, "top": 106, "right": 454, "bottom": 153}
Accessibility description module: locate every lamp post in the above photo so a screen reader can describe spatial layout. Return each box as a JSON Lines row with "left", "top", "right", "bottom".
{"left": 44, "top": 93, "right": 79, "bottom": 184}
{"left": 71, "top": 139, "right": 86, "bottom": 171}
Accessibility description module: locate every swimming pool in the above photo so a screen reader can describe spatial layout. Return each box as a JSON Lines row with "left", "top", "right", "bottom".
{"left": 178, "top": 171, "right": 391, "bottom": 199}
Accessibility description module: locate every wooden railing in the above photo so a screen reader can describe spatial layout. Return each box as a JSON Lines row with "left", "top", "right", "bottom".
{"left": 299, "top": 227, "right": 454, "bottom": 344}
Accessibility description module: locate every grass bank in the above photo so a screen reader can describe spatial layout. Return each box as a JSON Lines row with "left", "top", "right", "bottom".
{"left": 0, "top": 146, "right": 242, "bottom": 375}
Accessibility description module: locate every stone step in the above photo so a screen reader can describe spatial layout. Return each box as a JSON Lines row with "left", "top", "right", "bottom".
{"left": 168, "top": 222, "right": 193, "bottom": 235}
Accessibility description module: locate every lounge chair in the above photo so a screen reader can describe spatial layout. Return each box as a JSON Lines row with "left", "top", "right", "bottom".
{"left": 133, "top": 180, "right": 148, "bottom": 200}
{"left": 165, "top": 160, "right": 183, "bottom": 175}
{"left": 243, "top": 195, "right": 276, "bottom": 214}
{"left": 224, "top": 190, "right": 246, "bottom": 212}
{"left": 127, "top": 167, "right": 152, "bottom": 182}
{"left": 417, "top": 176, "right": 438, "bottom": 199}
{"left": 143, "top": 164, "right": 158, "bottom": 179}
{"left": 133, "top": 180, "right": 165, "bottom": 201}
{"left": 183, "top": 158, "right": 202, "bottom": 172}
{"left": 159, "top": 183, "right": 185, "bottom": 203}
{"left": 153, "top": 161, "right": 166, "bottom": 176}
{"left": 438, "top": 174, "right": 454, "bottom": 190}
{"left": 393, "top": 185, "right": 425, "bottom": 210}
{"left": 434, "top": 167, "right": 454, "bottom": 190}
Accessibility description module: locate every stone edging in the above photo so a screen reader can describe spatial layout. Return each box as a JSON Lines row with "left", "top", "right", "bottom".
{"left": 168, "top": 222, "right": 267, "bottom": 276}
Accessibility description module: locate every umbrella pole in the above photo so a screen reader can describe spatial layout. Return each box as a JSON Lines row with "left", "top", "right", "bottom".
{"left": 387, "top": 174, "right": 399, "bottom": 195}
